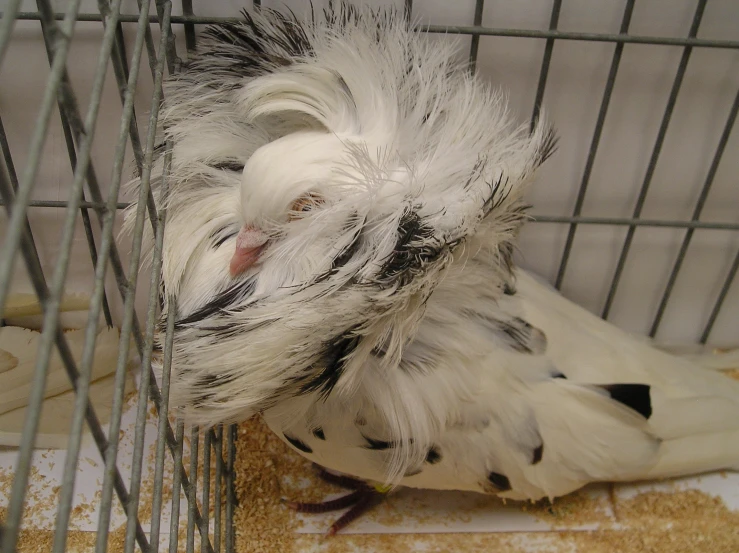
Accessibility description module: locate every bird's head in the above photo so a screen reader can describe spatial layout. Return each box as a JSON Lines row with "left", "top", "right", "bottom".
{"left": 222, "top": 53, "right": 555, "bottom": 297}
{"left": 227, "top": 130, "right": 378, "bottom": 285}
{"left": 226, "top": 127, "right": 456, "bottom": 294}
{"left": 128, "top": 5, "right": 555, "bottom": 425}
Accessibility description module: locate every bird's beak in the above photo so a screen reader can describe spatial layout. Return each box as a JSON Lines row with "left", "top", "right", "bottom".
{"left": 229, "top": 225, "right": 268, "bottom": 277}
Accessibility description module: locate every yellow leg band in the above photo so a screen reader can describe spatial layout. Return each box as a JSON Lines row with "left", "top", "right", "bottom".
{"left": 373, "top": 483, "right": 392, "bottom": 494}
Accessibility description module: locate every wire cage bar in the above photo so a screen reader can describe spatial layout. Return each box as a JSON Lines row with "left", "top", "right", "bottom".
{"left": 0, "top": 0, "right": 737, "bottom": 552}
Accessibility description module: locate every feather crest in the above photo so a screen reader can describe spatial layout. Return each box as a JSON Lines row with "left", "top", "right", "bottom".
{"left": 123, "top": 2, "right": 554, "bottom": 483}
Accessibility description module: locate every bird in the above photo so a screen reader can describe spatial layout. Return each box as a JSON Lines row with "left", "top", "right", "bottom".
{"left": 124, "top": 2, "right": 739, "bottom": 536}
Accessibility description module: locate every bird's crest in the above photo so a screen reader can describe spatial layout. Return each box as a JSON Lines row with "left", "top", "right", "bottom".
{"left": 123, "top": 1, "right": 556, "bottom": 483}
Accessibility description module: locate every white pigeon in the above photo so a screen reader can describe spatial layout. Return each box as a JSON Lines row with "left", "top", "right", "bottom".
{"left": 125, "top": 2, "right": 739, "bottom": 534}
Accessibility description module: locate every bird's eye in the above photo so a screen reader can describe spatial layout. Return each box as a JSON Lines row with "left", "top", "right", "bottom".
{"left": 289, "top": 193, "right": 323, "bottom": 219}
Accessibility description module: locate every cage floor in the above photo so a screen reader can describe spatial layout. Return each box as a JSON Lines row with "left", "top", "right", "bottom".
{"left": 0, "top": 388, "right": 201, "bottom": 553}
{"left": 2, "top": 374, "right": 739, "bottom": 553}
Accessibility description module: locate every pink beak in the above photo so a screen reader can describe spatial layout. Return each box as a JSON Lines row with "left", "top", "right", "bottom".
{"left": 229, "top": 225, "right": 268, "bottom": 277}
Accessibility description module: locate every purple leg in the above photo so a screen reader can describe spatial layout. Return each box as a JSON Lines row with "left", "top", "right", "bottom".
{"left": 326, "top": 490, "right": 384, "bottom": 536}
{"left": 282, "top": 464, "right": 387, "bottom": 535}
{"left": 283, "top": 489, "right": 366, "bottom": 513}
{"left": 312, "top": 464, "right": 367, "bottom": 490}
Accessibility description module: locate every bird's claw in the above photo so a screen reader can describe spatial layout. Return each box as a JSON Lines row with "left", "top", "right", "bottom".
{"left": 281, "top": 465, "right": 387, "bottom": 535}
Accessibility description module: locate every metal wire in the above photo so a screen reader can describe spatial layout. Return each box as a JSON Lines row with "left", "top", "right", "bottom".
{"left": 530, "top": 0, "right": 561, "bottom": 132}
{"left": 554, "top": 0, "right": 636, "bottom": 289}
{"left": 182, "top": 0, "right": 197, "bottom": 52}
{"left": 187, "top": 425, "right": 200, "bottom": 553}
{"left": 702, "top": 247, "right": 739, "bottom": 344}
{"left": 225, "top": 426, "right": 237, "bottom": 553}
{"left": 121, "top": 3, "right": 173, "bottom": 550}
{"left": 649, "top": 86, "right": 739, "bottom": 338}
{"left": 6, "top": 11, "right": 739, "bottom": 50}
{"left": 2, "top": 199, "right": 738, "bottom": 232}
{"left": 138, "top": 0, "right": 163, "bottom": 84}
{"left": 0, "top": 0, "right": 83, "bottom": 332}
{"left": 0, "top": 0, "right": 22, "bottom": 69}
{"left": 213, "top": 426, "right": 224, "bottom": 553}
{"left": 35, "top": 1, "right": 114, "bottom": 329}
{"left": 169, "top": 420, "right": 187, "bottom": 553}
{"left": 90, "top": 0, "right": 161, "bottom": 549}
{"left": 202, "top": 431, "right": 212, "bottom": 553}
{"left": 43, "top": 0, "right": 135, "bottom": 544}
{"left": 8, "top": 2, "right": 215, "bottom": 550}
{"left": 468, "top": 0, "right": 485, "bottom": 72}
{"left": 532, "top": 215, "right": 739, "bottom": 231}
{"left": 3, "top": 130, "right": 142, "bottom": 552}
{"left": 103, "top": 5, "right": 147, "bottom": 189}
{"left": 1, "top": 138, "right": 126, "bottom": 553}
{"left": 2, "top": 1, "right": 154, "bottom": 551}
{"left": 149, "top": 150, "right": 176, "bottom": 553}
{"left": 155, "top": 0, "right": 179, "bottom": 74}
{"left": 1, "top": 1, "right": 737, "bottom": 552}
{"left": 600, "top": 0, "right": 708, "bottom": 320}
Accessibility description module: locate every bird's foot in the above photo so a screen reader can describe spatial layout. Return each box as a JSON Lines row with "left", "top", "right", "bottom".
{"left": 282, "top": 464, "right": 387, "bottom": 536}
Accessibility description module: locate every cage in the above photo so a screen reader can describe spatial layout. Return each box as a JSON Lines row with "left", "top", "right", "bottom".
{"left": 0, "top": 0, "right": 737, "bottom": 552}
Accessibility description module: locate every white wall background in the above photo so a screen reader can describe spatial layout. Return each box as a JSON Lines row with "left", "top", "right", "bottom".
{"left": 1, "top": 0, "right": 738, "bottom": 346}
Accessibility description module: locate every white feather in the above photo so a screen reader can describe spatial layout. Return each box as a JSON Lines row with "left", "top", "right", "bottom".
{"left": 124, "top": 3, "right": 739, "bottom": 500}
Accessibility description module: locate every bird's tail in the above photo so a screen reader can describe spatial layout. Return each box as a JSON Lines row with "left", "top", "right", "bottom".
{"left": 679, "top": 348, "right": 739, "bottom": 371}
{"left": 645, "top": 430, "right": 739, "bottom": 479}
{"left": 515, "top": 269, "right": 739, "bottom": 481}
{"left": 641, "top": 376, "right": 739, "bottom": 479}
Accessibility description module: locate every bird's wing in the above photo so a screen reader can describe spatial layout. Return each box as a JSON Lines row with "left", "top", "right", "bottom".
{"left": 491, "top": 269, "right": 739, "bottom": 494}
